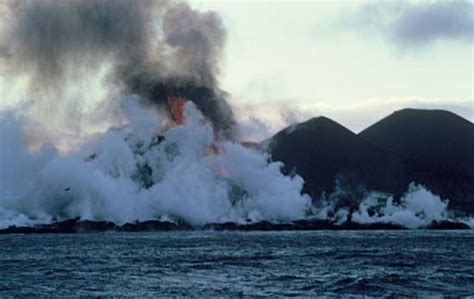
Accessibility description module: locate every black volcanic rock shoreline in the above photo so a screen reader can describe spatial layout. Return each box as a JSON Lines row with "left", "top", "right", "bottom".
{"left": 0, "top": 219, "right": 470, "bottom": 234}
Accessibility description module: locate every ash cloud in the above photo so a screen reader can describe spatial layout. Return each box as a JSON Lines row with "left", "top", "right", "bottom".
{"left": 0, "top": 0, "right": 235, "bottom": 137}
{"left": 347, "top": 1, "right": 474, "bottom": 47}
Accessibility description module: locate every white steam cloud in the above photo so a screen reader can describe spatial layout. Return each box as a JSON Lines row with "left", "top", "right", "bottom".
{"left": 0, "top": 103, "right": 311, "bottom": 228}
{"left": 1, "top": 102, "right": 472, "bottom": 229}
{"left": 314, "top": 182, "right": 473, "bottom": 229}
{"left": 352, "top": 184, "right": 449, "bottom": 229}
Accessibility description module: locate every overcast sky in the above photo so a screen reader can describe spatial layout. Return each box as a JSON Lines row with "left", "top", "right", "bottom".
{"left": 190, "top": 0, "right": 473, "bottom": 134}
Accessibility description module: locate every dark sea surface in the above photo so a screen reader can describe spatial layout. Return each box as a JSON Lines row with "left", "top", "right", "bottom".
{"left": 0, "top": 231, "right": 473, "bottom": 297}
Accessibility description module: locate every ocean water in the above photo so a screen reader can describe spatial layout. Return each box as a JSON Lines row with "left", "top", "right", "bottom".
{"left": 0, "top": 231, "right": 473, "bottom": 297}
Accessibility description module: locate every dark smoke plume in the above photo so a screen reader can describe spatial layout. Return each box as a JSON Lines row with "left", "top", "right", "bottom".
{"left": 0, "top": 0, "right": 235, "bottom": 137}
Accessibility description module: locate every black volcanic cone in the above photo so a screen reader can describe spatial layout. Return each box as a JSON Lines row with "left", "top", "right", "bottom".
{"left": 268, "top": 115, "right": 474, "bottom": 214}
{"left": 359, "top": 108, "right": 474, "bottom": 178}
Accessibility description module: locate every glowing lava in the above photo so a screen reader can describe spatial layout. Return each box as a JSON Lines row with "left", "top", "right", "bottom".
{"left": 167, "top": 94, "right": 187, "bottom": 125}
{"left": 166, "top": 94, "right": 259, "bottom": 179}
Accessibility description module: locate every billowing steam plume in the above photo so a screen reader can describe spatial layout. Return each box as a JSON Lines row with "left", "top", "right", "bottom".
{"left": 0, "top": 0, "right": 235, "bottom": 137}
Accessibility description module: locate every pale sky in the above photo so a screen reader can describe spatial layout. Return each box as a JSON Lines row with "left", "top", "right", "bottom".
{"left": 190, "top": 0, "right": 473, "bottom": 136}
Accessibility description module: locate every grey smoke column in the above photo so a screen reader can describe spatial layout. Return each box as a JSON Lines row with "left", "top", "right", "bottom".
{"left": 0, "top": 0, "right": 235, "bottom": 137}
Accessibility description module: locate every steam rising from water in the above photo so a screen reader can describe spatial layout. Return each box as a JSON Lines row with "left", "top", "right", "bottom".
{"left": 0, "top": 104, "right": 471, "bottom": 229}
{"left": 314, "top": 183, "right": 473, "bottom": 229}
{"left": 352, "top": 184, "right": 449, "bottom": 229}
{"left": 0, "top": 103, "right": 311, "bottom": 227}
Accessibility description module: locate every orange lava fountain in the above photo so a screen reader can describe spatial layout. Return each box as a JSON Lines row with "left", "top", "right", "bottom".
{"left": 167, "top": 95, "right": 187, "bottom": 125}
